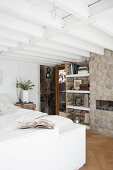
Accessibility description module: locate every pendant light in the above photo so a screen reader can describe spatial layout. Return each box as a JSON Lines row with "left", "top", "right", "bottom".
{"left": 51, "top": 2, "right": 57, "bottom": 20}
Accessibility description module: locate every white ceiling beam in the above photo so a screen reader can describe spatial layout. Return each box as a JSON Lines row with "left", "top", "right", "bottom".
{"left": 69, "top": 24, "right": 113, "bottom": 51}
{"left": 22, "top": 45, "right": 83, "bottom": 60}
{"left": 61, "top": 0, "right": 113, "bottom": 51}
{"left": 10, "top": 51, "right": 64, "bottom": 63}
{"left": 0, "top": 55, "right": 61, "bottom": 66}
{"left": 35, "top": 39, "right": 90, "bottom": 57}
{"left": 63, "top": 20, "right": 88, "bottom": 32}
{"left": 89, "top": 0, "right": 113, "bottom": 37}
{"left": 50, "top": 33, "right": 104, "bottom": 55}
{"left": 0, "top": 0, "right": 63, "bottom": 29}
{"left": 93, "top": 22, "right": 113, "bottom": 38}
{"left": 1, "top": 53, "right": 63, "bottom": 65}
{"left": 0, "top": 26, "right": 31, "bottom": 43}
{"left": 12, "top": 49, "right": 84, "bottom": 62}
{"left": 55, "top": 0, "right": 90, "bottom": 19}
{"left": 6, "top": 52, "right": 63, "bottom": 64}
{"left": 0, "top": 12, "right": 43, "bottom": 38}
{"left": 0, "top": 30, "right": 90, "bottom": 58}
{"left": 0, "top": 38, "right": 18, "bottom": 47}
{"left": 0, "top": 45, "right": 8, "bottom": 52}
{"left": 90, "top": 0, "right": 113, "bottom": 20}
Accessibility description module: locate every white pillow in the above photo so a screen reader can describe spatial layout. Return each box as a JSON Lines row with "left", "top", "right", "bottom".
{"left": 0, "top": 94, "right": 11, "bottom": 103}
{"left": 16, "top": 110, "right": 47, "bottom": 124}
{"left": 0, "top": 102, "right": 19, "bottom": 115}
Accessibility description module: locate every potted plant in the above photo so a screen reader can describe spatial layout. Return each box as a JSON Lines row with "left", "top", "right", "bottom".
{"left": 16, "top": 80, "right": 35, "bottom": 103}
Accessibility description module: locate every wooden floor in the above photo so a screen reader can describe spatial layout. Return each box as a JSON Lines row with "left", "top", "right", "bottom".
{"left": 80, "top": 131, "right": 113, "bottom": 170}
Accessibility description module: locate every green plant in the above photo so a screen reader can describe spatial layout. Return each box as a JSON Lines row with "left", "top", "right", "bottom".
{"left": 16, "top": 80, "right": 35, "bottom": 90}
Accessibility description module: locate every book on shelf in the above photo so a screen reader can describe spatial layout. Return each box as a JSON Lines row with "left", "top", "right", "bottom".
{"left": 20, "top": 120, "right": 55, "bottom": 129}
{"left": 78, "top": 66, "right": 88, "bottom": 71}
{"left": 78, "top": 70, "right": 88, "bottom": 74}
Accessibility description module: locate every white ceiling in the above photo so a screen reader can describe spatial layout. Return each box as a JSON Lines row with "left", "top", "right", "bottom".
{"left": 0, "top": 0, "right": 113, "bottom": 65}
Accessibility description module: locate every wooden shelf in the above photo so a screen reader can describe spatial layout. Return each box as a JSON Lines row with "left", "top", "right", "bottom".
{"left": 66, "top": 73, "right": 90, "bottom": 78}
{"left": 59, "top": 91, "right": 66, "bottom": 93}
{"left": 81, "top": 122, "right": 90, "bottom": 125}
{"left": 67, "top": 105, "right": 90, "bottom": 111}
{"left": 66, "top": 90, "right": 90, "bottom": 94}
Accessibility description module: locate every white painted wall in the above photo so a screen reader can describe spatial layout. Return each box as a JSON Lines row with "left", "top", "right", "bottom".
{"left": 0, "top": 58, "right": 40, "bottom": 110}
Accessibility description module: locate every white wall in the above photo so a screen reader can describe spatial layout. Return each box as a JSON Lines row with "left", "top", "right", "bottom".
{"left": 0, "top": 58, "right": 40, "bottom": 110}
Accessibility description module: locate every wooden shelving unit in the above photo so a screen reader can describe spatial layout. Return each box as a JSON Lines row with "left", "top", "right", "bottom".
{"left": 65, "top": 61, "right": 90, "bottom": 126}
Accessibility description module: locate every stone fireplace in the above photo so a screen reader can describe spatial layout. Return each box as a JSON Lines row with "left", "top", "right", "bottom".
{"left": 89, "top": 49, "right": 113, "bottom": 137}
{"left": 96, "top": 100, "right": 113, "bottom": 111}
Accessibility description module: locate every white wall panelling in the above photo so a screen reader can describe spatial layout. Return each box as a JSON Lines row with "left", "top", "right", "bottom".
{"left": 0, "top": 59, "right": 40, "bottom": 110}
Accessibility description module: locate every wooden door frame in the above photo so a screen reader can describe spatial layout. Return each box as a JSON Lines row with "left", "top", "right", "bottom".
{"left": 55, "top": 64, "right": 65, "bottom": 115}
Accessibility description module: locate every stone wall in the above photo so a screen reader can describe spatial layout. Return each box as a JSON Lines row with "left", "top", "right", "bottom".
{"left": 89, "top": 49, "right": 113, "bottom": 137}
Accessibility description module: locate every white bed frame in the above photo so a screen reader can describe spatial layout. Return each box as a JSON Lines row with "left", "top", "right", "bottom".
{"left": 0, "top": 124, "right": 86, "bottom": 170}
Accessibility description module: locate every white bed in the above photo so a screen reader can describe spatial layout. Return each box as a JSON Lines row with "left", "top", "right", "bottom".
{"left": 0, "top": 94, "right": 86, "bottom": 170}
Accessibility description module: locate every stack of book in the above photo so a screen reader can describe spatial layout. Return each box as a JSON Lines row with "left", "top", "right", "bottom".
{"left": 77, "top": 66, "right": 88, "bottom": 74}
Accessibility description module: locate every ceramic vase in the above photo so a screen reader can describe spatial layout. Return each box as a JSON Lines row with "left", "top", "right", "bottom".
{"left": 21, "top": 90, "right": 29, "bottom": 103}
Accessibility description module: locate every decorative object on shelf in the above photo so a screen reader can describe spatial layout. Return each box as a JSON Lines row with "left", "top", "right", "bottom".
{"left": 74, "top": 96, "right": 82, "bottom": 106}
{"left": 70, "top": 86, "right": 73, "bottom": 90}
{"left": 59, "top": 69, "right": 66, "bottom": 83}
{"left": 80, "top": 84, "right": 89, "bottom": 90}
{"left": 78, "top": 70, "right": 88, "bottom": 74}
{"left": 84, "top": 113, "right": 89, "bottom": 124}
{"left": 71, "top": 87, "right": 75, "bottom": 90}
{"left": 46, "top": 67, "right": 51, "bottom": 79}
{"left": 16, "top": 79, "right": 35, "bottom": 103}
{"left": 0, "top": 71, "right": 2, "bottom": 84}
{"left": 74, "top": 79, "right": 82, "bottom": 90}
{"left": 70, "top": 64, "right": 73, "bottom": 75}
{"left": 69, "top": 64, "right": 79, "bottom": 75}
{"left": 73, "top": 64, "right": 79, "bottom": 74}
{"left": 77, "top": 66, "right": 88, "bottom": 74}
{"left": 73, "top": 116, "right": 80, "bottom": 124}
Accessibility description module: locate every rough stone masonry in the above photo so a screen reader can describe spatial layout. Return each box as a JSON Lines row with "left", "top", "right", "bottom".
{"left": 89, "top": 49, "right": 113, "bottom": 137}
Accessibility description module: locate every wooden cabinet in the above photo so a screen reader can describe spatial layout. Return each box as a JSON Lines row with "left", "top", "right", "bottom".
{"left": 15, "top": 103, "right": 36, "bottom": 110}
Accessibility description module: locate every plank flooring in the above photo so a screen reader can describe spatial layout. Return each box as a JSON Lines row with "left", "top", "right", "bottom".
{"left": 80, "top": 131, "right": 113, "bottom": 170}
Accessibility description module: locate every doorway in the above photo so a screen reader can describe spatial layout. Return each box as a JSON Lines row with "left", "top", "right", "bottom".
{"left": 55, "top": 64, "right": 66, "bottom": 116}
{"left": 40, "top": 65, "right": 56, "bottom": 115}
